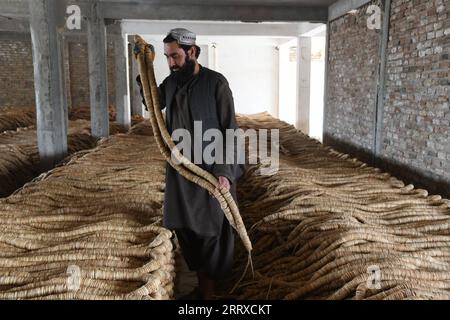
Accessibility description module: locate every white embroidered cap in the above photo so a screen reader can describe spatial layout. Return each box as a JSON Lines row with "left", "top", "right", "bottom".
{"left": 167, "top": 28, "right": 197, "bottom": 45}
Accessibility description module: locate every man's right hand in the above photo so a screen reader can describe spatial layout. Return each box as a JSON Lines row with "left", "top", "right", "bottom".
{"left": 135, "top": 75, "right": 148, "bottom": 110}
{"left": 136, "top": 74, "right": 142, "bottom": 87}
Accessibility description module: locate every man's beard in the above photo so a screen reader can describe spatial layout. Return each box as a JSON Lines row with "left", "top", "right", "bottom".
{"left": 170, "top": 55, "right": 196, "bottom": 86}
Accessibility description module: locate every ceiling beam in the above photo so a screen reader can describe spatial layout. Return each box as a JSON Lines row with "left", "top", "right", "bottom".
{"left": 122, "top": 20, "right": 324, "bottom": 37}
{"left": 0, "top": 0, "right": 328, "bottom": 23}
{"left": 0, "top": 16, "right": 29, "bottom": 32}
{"left": 328, "top": 0, "right": 372, "bottom": 21}
{"left": 100, "top": 4, "right": 327, "bottom": 22}
{"left": 0, "top": 0, "right": 29, "bottom": 18}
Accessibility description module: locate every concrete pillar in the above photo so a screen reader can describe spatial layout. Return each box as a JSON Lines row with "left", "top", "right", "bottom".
{"left": 323, "top": 22, "right": 330, "bottom": 142}
{"left": 374, "top": 0, "right": 392, "bottom": 160}
{"left": 87, "top": 1, "right": 109, "bottom": 138}
{"left": 208, "top": 43, "right": 218, "bottom": 71}
{"left": 29, "top": 0, "right": 68, "bottom": 171}
{"left": 273, "top": 44, "right": 280, "bottom": 119}
{"left": 129, "top": 35, "right": 144, "bottom": 117}
{"left": 109, "top": 22, "right": 131, "bottom": 130}
{"left": 62, "top": 35, "right": 72, "bottom": 111}
{"left": 59, "top": 32, "right": 69, "bottom": 137}
{"left": 296, "top": 37, "right": 312, "bottom": 134}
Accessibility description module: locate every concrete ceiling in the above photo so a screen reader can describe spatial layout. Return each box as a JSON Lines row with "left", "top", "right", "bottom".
{"left": 0, "top": 0, "right": 342, "bottom": 24}
{"left": 99, "top": 0, "right": 339, "bottom": 6}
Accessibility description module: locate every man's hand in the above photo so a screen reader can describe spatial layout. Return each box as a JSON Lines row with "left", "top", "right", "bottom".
{"left": 136, "top": 75, "right": 148, "bottom": 111}
{"left": 217, "top": 176, "right": 231, "bottom": 192}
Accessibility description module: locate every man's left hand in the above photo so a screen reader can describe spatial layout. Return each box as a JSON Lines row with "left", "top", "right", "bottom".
{"left": 217, "top": 176, "right": 231, "bottom": 192}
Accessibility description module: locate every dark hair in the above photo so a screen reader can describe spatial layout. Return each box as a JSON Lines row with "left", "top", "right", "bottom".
{"left": 163, "top": 34, "right": 201, "bottom": 59}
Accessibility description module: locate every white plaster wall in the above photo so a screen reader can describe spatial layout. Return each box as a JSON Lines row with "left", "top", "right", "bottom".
{"left": 205, "top": 36, "right": 280, "bottom": 116}
{"left": 142, "top": 35, "right": 284, "bottom": 116}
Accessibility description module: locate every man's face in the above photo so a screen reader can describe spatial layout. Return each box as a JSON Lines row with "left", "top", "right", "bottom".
{"left": 164, "top": 41, "right": 188, "bottom": 72}
{"left": 164, "top": 41, "right": 196, "bottom": 84}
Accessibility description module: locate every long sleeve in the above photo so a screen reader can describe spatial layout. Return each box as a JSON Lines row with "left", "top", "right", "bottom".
{"left": 211, "top": 76, "right": 245, "bottom": 184}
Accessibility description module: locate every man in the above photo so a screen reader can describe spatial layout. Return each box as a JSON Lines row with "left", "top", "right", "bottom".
{"left": 137, "top": 28, "right": 244, "bottom": 300}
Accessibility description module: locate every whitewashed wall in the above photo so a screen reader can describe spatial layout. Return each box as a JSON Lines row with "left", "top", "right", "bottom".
{"left": 143, "top": 35, "right": 286, "bottom": 116}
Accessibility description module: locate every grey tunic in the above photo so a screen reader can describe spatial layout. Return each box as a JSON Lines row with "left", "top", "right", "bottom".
{"left": 156, "top": 65, "right": 245, "bottom": 237}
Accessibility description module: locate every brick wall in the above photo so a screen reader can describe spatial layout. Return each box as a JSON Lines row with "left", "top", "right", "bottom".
{"left": 381, "top": 0, "right": 450, "bottom": 189}
{"left": 325, "top": 0, "right": 450, "bottom": 196}
{"left": 0, "top": 32, "right": 116, "bottom": 110}
{"left": 0, "top": 32, "right": 35, "bottom": 109}
{"left": 67, "top": 39, "right": 90, "bottom": 108}
{"left": 324, "top": 1, "right": 381, "bottom": 163}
